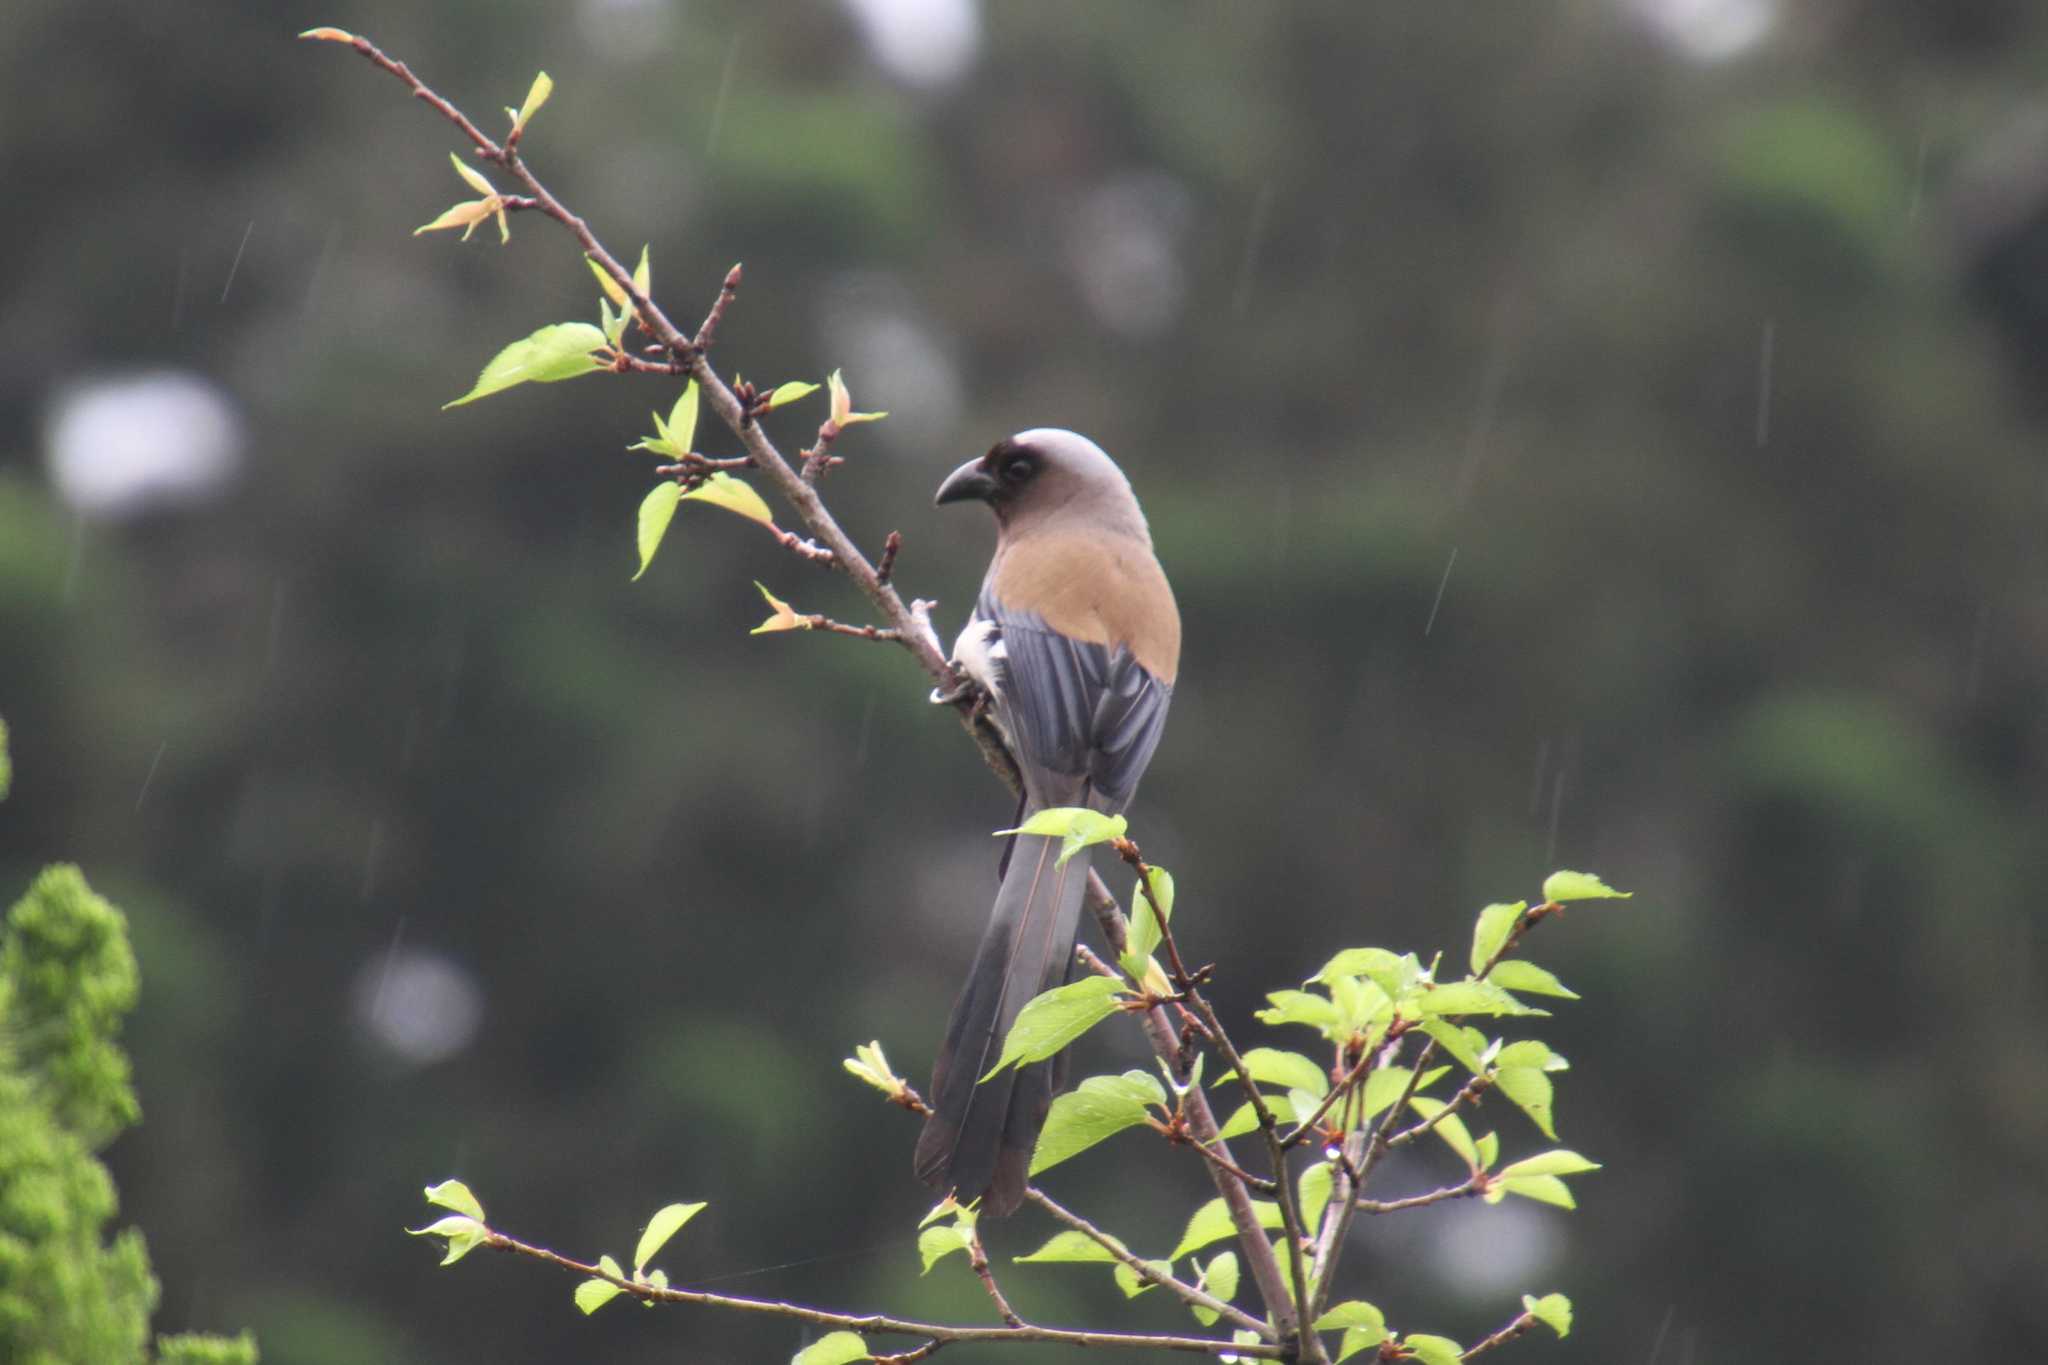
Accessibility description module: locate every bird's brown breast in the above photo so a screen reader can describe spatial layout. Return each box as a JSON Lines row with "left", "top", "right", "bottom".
{"left": 991, "top": 530, "right": 1180, "bottom": 685}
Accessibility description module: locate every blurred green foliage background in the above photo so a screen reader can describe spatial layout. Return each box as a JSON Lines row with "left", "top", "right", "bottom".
{"left": 4, "top": 2, "right": 2046, "bottom": 1362}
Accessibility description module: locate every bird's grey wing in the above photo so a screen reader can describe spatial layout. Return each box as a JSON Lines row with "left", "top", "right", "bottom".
{"left": 977, "top": 586, "right": 1172, "bottom": 812}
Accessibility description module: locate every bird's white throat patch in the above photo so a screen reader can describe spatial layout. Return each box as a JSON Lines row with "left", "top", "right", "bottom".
{"left": 951, "top": 616, "right": 1006, "bottom": 697}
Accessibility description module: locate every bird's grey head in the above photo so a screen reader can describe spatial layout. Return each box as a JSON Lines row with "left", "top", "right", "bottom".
{"left": 934, "top": 429, "right": 1148, "bottom": 539}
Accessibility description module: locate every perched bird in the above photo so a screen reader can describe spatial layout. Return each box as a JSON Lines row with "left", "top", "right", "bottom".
{"left": 915, "top": 428, "right": 1180, "bottom": 1215}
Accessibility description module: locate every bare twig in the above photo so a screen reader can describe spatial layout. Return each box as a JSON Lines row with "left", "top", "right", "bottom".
{"left": 1460, "top": 1310, "right": 1537, "bottom": 1361}
{"left": 696, "top": 262, "right": 742, "bottom": 352}
{"left": 1022, "top": 1190, "right": 1270, "bottom": 1339}
{"left": 876, "top": 530, "right": 902, "bottom": 586}
{"left": 1355, "top": 1175, "right": 1484, "bottom": 1215}
{"left": 474, "top": 1224, "right": 1284, "bottom": 1357}
{"left": 964, "top": 1223, "right": 1023, "bottom": 1328}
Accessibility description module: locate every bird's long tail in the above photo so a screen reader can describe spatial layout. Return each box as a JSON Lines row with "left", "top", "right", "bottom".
{"left": 914, "top": 825, "right": 1090, "bottom": 1216}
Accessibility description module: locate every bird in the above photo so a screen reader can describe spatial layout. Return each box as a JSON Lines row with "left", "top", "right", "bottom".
{"left": 914, "top": 428, "right": 1180, "bottom": 1216}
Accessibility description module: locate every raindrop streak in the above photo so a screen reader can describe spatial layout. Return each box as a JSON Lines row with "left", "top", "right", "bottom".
{"left": 361, "top": 818, "right": 384, "bottom": 902}
{"left": 1528, "top": 737, "right": 1552, "bottom": 818}
{"left": 1647, "top": 1304, "right": 1676, "bottom": 1365}
{"left": 1544, "top": 767, "right": 1566, "bottom": 864}
{"left": 1423, "top": 546, "right": 1458, "bottom": 637}
{"left": 695, "top": 1236, "right": 916, "bottom": 1287}
{"left": 171, "top": 246, "right": 190, "bottom": 332}
{"left": 220, "top": 220, "right": 256, "bottom": 305}
{"left": 368, "top": 915, "right": 409, "bottom": 1027}
{"left": 1754, "top": 318, "right": 1775, "bottom": 448}
{"left": 1230, "top": 182, "right": 1275, "bottom": 317}
{"left": 136, "top": 741, "right": 168, "bottom": 812}
{"left": 705, "top": 30, "right": 744, "bottom": 155}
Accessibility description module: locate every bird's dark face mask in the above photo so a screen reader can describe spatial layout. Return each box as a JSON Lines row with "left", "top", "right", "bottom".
{"left": 934, "top": 440, "right": 1040, "bottom": 508}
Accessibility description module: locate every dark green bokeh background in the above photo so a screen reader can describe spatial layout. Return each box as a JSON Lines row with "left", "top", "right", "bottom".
{"left": 4, "top": 2, "right": 2046, "bottom": 1362}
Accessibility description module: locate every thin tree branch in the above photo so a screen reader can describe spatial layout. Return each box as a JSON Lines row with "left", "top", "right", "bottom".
{"left": 965, "top": 1223, "right": 1024, "bottom": 1328}
{"left": 1022, "top": 1190, "right": 1270, "bottom": 1339}
{"left": 476, "top": 1226, "right": 1285, "bottom": 1357}
{"left": 1460, "top": 1310, "right": 1537, "bottom": 1361}
{"left": 1355, "top": 1176, "right": 1483, "bottom": 1215}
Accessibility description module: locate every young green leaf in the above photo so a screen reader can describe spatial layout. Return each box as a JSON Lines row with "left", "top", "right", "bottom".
{"left": 1169, "top": 1196, "right": 1284, "bottom": 1260}
{"left": 1311, "top": 946, "right": 1405, "bottom": 987}
{"left": 1401, "top": 1334, "right": 1464, "bottom": 1365}
{"left": 1497, "top": 1149, "right": 1600, "bottom": 1179}
{"left": 415, "top": 198, "right": 506, "bottom": 242}
{"left": 1213, "top": 1095, "right": 1295, "bottom": 1142}
{"left": 1522, "top": 1292, "right": 1573, "bottom": 1337}
{"left": 1298, "top": 1161, "right": 1334, "bottom": 1229}
{"left": 1190, "top": 1249, "right": 1238, "bottom": 1326}
{"left": 918, "top": 1225, "right": 969, "bottom": 1274}
{"left": 1408, "top": 1096, "right": 1480, "bottom": 1166}
{"left": 1475, "top": 1130, "right": 1499, "bottom": 1170}
{"left": 1497, "top": 1173, "right": 1575, "bottom": 1208}
{"left": 764, "top": 380, "right": 821, "bottom": 410}
{"left": 982, "top": 976, "right": 1123, "bottom": 1078}
{"left": 1015, "top": 1229, "right": 1123, "bottom": 1263}
{"left": 1254, "top": 989, "right": 1341, "bottom": 1035}
{"left": 1541, "top": 870, "right": 1631, "bottom": 902}
{"left": 575, "top": 1277, "right": 623, "bottom": 1314}
{"left": 1469, "top": 901, "right": 1526, "bottom": 974}
{"left": 1317, "top": 1300, "right": 1389, "bottom": 1362}
{"left": 445, "top": 322, "right": 606, "bottom": 407}
{"left": 631, "top": 244, "right": 652, "bottom": 301}
{"left": 791, "top": 1331, "right": 870, "bottom": 1365}
{"left": 509, "top": 71, "right": 553, "bottom": 132}
{"left": 826, "top": 369, "right": 888, "bottom": 425}
{"left": 844, "top": 1039, "right": 907, "bottom": 1097}
{"left": 1031, "top": 1071, "right": 1165, "bottom": 1175}
{"left": 1413, "top": 980, "right": 1546, "bottom": 1018}
{"left": 997, "top": 807, "right": 1126, "bottom": 866}
{"left": 1493, "top": 1066, "right": 1557, "bottom": 1138}
{"left": 1113, "top": 1258, "right": 1174, "bottom": 1298}
{"left": 750, "top": 581, "right": 805, "bottom": 634}
{"left": 1487, "top": 959, "right": 1579, "bottom": 998}
{"left": 1122, "top": 865, "right": 1174, "bottom": 970}
{"left": 1493, "top": 1039, "right": 1566, "bottom": 1071}
{"left": 298, "top": 26, "right": 358, "bottom": 41}
{"left": 633, "top": 1202, "right": 706, "bottom": 1276}
{"left": 664, "top": 380, "right": 700, "bottom": 453}
{"left": 423, "top": 1180, "right": 485, "bottom": 1221}
{"left": 407, "top": 1215, "right": 486, "bottom": 1266}
{"left": 588, "top": 254, "right": 629, "bottom": 309}
{"left": 1230, "top": 1047, "right": 1328, "bottom": 1098}
{"left": 1417, "top": 1019, "right": 1488, "bottom": 1074}
{"left": 633, "top": 483, "right": 683, "bottom": 581}
{"left": 1361, "top": 1064, "right": 1448, "bottom": 1125}
{"left": 681, "top": 472, "right": 774, "bottom": 526}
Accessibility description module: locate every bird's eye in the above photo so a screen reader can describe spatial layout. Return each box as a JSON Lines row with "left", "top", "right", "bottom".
{"left": 1001, "top": 456, "right": 1036, "bottom": 484}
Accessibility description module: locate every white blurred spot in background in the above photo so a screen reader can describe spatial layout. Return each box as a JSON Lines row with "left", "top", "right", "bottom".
{"left": 840, "top": 0, "right": 981, "bottom": 89}
{"left": 1423, "top": 1199, "right": 1565, "bottom": 1298}
{"left": 45, "top": 371, "right": 244, "bottom": 520}
{"left": 817, "top": 272, "right": 965, "bottom": 450}
{"left": 1630, "top": 0, "right": 1775, "bottom": 63}
{"left": 576, "top": 0, "right": 678, "bottom": 64}
{"left": 1064, "top": 171, "right": 1193, "bottom": 338}
{"left": 354, "top": 947, "right": 484, "bottom": 1067}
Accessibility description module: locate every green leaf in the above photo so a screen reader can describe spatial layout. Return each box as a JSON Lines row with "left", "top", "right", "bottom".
{"left": 445, "top": 322, "right": 606, "bottom": 406}
{"left": 1475, "top": 1131, "right": 1499, "bottom": 1170}
{"left": 1542, "top": 870, "right": 1631, "bottom": 902}
{"left": 588, "top": 254, "right": 629, "bottom": 309}
{"left": 1487, "top": 959, "right": 1579, "bottom": 998}
{"left": 1113, "top": 1258, "right": 1173, "bottom": 1297}
{"left": 511, "top": 71, "right": 553, "bottom": 131}
{"left": 1299, "top": 1162, "right": 1335, "bottom": 1229}
{"left": 827, "top": 368, "right": 888, "bottom": 425}
{"left": 1499, "top": 1173, "right": 1575, "bottom": 1208}
{"left": 1122, "top": 865, "right": 1175, "bottom": 972}
{"left": 633, "top": 483, "right": 682, "bottom": 581}
{"left": 1402, "top": 1333, "right": 1464, "bottom": 1365}
{"left": 631, "top": 244, "right": 652, "bottom": 300}
{"left": 1522, "top": 1292, "right": 1573, "bottom": 1338}
{"left": 1497, "top": 1149, "right": 1600, "bottom": 1179}
{"left": 1015, "top": 1230, "right": 1121, "bottom": 1264}
{"left": 918, "top": 1225, "right": 969, "bottom": 1274}
{"left": 1229, "top": 1047, "right": 1328, "bottom": 1098}
{"left": 423, "top": 1180, "right": 485, "bottom": 1221}
{"left": 984, "top": 976, "right": 1123, "bottom": 1078}
{"left": 1170, "top": 1196, "right": 1284, "bottom": 1260}
{"left": 1031, "top": 1071, "right": 1166, "bottom": 1174}
{"left": 1311, "top": 946, "right": 1405, "bottom": 987}
{"left": 1213, "top": 1093, "right": 1296, "bottom": 1142}
{"left": 682, "top": 472, "right": 775, "bottom": 527}
{"left": 1469, "top": 901, "right": 1525, "bottom": 974}
{"left": 1417, "top": 1019, "right": 1488, "bottom": 1074}
{"left": 1493, "top": 1040, "right": 1566, "bottom": 1071}
{"left": 664, "top": 380, "right": 700, "bottom": 453}
{"left": 792, "top": 1331, "right": 870, "bottom": 1365}
{"left": 633, "top": 1202, "right": 706, "bottom": 1275}
{"left": 765, "top": 380, "right": 821, "bottom": 410}
{"left": 997, "top": 807, "right": 1126, "bottom": 866}
{"left": 575, "top": 1277, "right": 623, "bottom": 1314}
{"left": 1193, "top": 1251, "right": 1237, "bottom": 1325}
{"left": 1413, "top": 980, "right": 1546, "bottom": 1018}
{"left": 1255, "top": 989, "right": 1341, "bottom": 1034}
{"left": 447, "top": 150, "right": 497, "bottom": 199}
{"left": 1494, "top": 1066, "right": 1557, "bottom": 1139}
{"left": 750, "top": 580, "right": 805, "bottom": 633}
{"left": 1318, "top": 1300, "right": 1389, "bottom": 1361}
{"left": 1360, "top": 1064, "right": 1448, "bottom": 1125}
{"left": 1408, "top": 1097, "right": 1479, "bottom": 1166}
{"left": 407, "top": 1215, "right": 487, "bottom": 1265}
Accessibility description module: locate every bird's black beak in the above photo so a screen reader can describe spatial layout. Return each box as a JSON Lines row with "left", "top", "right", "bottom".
{"left": 934, "top": 457, "right": 998, "bottom": 507}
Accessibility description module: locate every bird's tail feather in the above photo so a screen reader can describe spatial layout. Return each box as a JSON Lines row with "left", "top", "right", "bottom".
{"left": 915, "top": 828, "right": 1089, "bottom": 1215}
